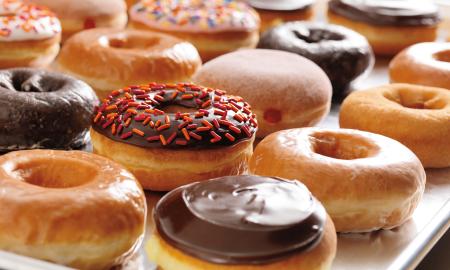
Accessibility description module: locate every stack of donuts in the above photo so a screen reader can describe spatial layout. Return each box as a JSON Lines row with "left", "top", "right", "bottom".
{"left": 0, "top": 0, "right": 449, "bottom": 269}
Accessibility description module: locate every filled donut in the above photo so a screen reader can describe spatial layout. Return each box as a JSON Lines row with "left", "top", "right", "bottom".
{"left": 90, "top": 83, "right": 258, "bottom": 191}
{"left": 0, "top": 0, "right": 61, "bottom": 68}
{"left": 0, "top": 68, "right": 97, "bottom": 153}
{"left": 0, "top": 150, "right": 146, "bottom": 270}
{"left": 147, "top": 175, "right": 337, "bottom": 270}
{"left": 249, "top": 128, "right": 426, "bottom": 232}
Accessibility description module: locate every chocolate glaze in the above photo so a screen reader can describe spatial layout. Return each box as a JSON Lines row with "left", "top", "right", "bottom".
{"left": 91, "top": 83, "right": 257, "bottom": 149}
{"left": 250, "top": 0, "right": 314, "bottom": 11}
{"left": 328, "top": 0, "right": 440, "bottom": 26}
{"left": 259, "top": 22, "right": 373, "bottom": 93}
{"left": 154, "top": 175, "right": 326, "bottom": 264}
{"left": 0, "top": 68, "right": 98, "bottom": 152}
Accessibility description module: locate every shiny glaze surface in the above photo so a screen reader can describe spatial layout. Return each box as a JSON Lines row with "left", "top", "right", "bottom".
{"left": 249, "top": 0, "right": 314, "bottom": 11}
{"left": 154, "top": 175, "right": 326, "bottom": 264}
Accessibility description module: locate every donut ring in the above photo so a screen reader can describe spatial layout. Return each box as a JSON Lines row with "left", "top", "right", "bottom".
{"left": 0, "top": 0, "right": 61, "bottom": 68}
{"left": 258, "top": 22, "right": 373, "bottom": 93}
{"left": 389, "top": 42, "right": 450, "bottom": 90}
{"left": 340, "top": 83, "right": 450, "bottom": 168}
{"left": 0, "top": 150, "right": 146, "bottom": 270}
{"left": 249, "top": 127, "right": 426, "bottom": 232}
{"left": 56, "top": 28, "right": 202, "bottom": 99}
{"left": 91, "top": 82, "right": 257, "bottom": 191}
{"left": 0, "top": 68, "right": 98, "bottom": 152}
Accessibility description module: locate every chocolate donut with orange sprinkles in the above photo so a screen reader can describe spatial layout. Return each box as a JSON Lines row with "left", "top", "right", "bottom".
{"left": 90, "top": 82, "right": 257, "bottom": 191}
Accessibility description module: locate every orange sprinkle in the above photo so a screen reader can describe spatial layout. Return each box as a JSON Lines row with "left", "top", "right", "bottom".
{"left": 160, "top": 135, "right": 167, "bottom": 146}
{"left": 182, "top": 94, "right": 194, "bottom": 100}
{"left": 157, "top": 124, "right": 170, "bottom": 131}
{"left": 171, "top": 91, "right": 178, "bottom": 100}
{"left": 182, "top": 128, "right": 190, "bottom": 140}
{"left": 225, "top": 133, "right": 235, "bottom": 142}
{"left": 125, "top": 118, "right": 132, "bottom": 127}
{"left": 155, "top": 120, "right": 161, "bottom": 128}
{"left": 106, "top": 105, "right": 117, "bottom": 111}
{"left": 126, "top": 109, "right": 138, "bottom": 115}
{"left": 196, "top": 126, "right": 210, "bottom": 132}
{"left": 165, "top": 115, "right": 170, "bottom": 124}
{"left": 111, "top": 123, "right": 117, "bottom": 135}
{"left": 93, "top": 112, "right": 101, "bottom": 123}
{"left": 143, "top": 116, "right": 151, "bottom": 125}
{"left": 125, "top": 92, "right": 132, "bottom": 99}
{"left": 132, "top": 128, "right": 145, "bottom": 136}
{"left": 202, "top": 120, "right": 213, "bottom": 128}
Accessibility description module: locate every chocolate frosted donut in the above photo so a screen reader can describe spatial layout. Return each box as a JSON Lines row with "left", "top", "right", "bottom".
{"left": 258, "top": 22, "right": 373, "bottom": 93}
{"left": 0, "top": 68, "right": 98, "bottom": 152}
{"left": 153, "top": 175, "right": 327, "bottom": 264}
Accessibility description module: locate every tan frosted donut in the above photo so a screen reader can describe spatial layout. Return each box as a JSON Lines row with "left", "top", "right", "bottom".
{"left": 340, "top": 83, "right": 450, "bottom": 168}
{"left": 249, "top": 127, "right": 426, "bottom": 232}
{"left": 389, "top": 42, "right": 450, "bottom": 90}
{"left": 0, "top": 150, "right": 147, "bottom": 270}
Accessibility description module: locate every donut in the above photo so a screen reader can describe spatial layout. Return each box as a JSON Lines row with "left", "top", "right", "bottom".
{"left": 90, "top": 82, "right": 258, "bottom": 191}
{"left": 147, "top": 175, "right": 337, "bottom": 270}
{"left": 56, "top": 28, "right": 202, "bottom": 99}
{"left": 249, "top": 0, "right": 315, "bottom": 33}
{"left": 339, "top": 84, "right": 450, "bottom": 168}
{"left": 129, "top": 0, "right": 260, "bottom": 61}
{"left": 258, "top": 22, "right": 373, "bottom": 94}
{"left": 327, "top": 0, "right": 440, "bottom": 56}
{"left": 249, "top": 128, "right": 426, "bottom": 232}
{"left": 0, "top": 150, "right": 146, "bottom": 270}
{"left": 29, "top": 0, "right": 127, "bottom": 42}
{"left": 389, "top": 42, "right": 450, "bottom": 90}
{"left": 0, "top": 0, "right": 61, "bottom": 68}
{"left": 193, "top": 49, "right": 332, "bottom": 138}
{"left": 0, "top": 68, "right": 97, "bottom": 153}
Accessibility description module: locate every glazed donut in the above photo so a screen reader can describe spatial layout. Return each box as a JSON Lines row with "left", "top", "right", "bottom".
{"left": 340, "top": 84, "right": 450, "bottom": 168}
{"left": 258, "top": 22, "right": 373, "bottom": 94}
{"left": 56, "top": 28, "right": 201, "bottom": 99}
{"left": 0, "top": 150, "right": 146, "bottom": 270}
{"left": 249, "top": 128, "right": 426, "bottom": 232}
{"left": 193, "top": 49, "right": 332, "bottom": 138}
{"left": 147, "top": 175, "right": 337, "bottom": 270}
{"left": 327, "top": 0, "right": 440, "bottom": 56}
{"left": 0, "top": 68, "right": 97, "bottom": 152}
{"left": 129, "top": 0, "right": 260, "bottom": 61}
{"left": 28, "top": 0, "right": 127, "bottom": 42}
{"left": 249, "top": 0, "right": 315, "bottom": 33}
{"left": 0, "top": 0, "right": 61, "bottom": 68}
{"left": 90, "top": 83, "right": 257, "bottom": 191}
{"left": 389, "top": 42, "right": 450, "bottom": 90}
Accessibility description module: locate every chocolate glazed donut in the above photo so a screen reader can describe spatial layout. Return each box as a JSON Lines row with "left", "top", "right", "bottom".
{"left": 0, "top": 68, "right": 98, "bottom": 152}
{"left": 258, "top": 22, "right": 374, "bottom": 94}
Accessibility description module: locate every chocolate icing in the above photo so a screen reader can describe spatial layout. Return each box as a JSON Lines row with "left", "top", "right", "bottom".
{"left": 154, "top": 175, "right": 326, "bottom": 264}
{"left": 259, "top": 22, "right": 373, "bottom": 93}
{"left": 0, "top": 68, "right": 98, "bottom": 152}
{"left": 91, "top": 83, "right": 257, "bottom": 149}
{"left": 328, "top": 0, "right": 440, "bottom": 26}
{"left": 249, "top": 0, "right": 314, "bottom": 11}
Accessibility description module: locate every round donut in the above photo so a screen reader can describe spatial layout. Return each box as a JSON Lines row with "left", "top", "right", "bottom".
{"left": 327, "top": 0, "right": 440, "bottom": 56}
{"left": 129, "top": 0, "right": 260, "bottom": 61}
{"left": 56, "top": 28, "right": 202, "bottom": 99}
{"left": 0, "top": 150, "right": 146, "bottom": 270}
{"left": 193, "top": 49, "right": 332, "bottom": 138}
{"left": 0, "top": 68, "right": 98, "bottom": 153}
{"left": 339, "top": 84, "right": 450, "bottom": 168}
{"left": 0, "top": 0, "right": 61, "bottom": 68}
{"left": 249, "top": 128, "right": 426, "bottom": 232}
{"left": 147, "top": 175, "right": 337, "bottom": 270}
{"left": 258, "top": 22, "right": 373, "bottom": 93}
{"left": 29, "top": 0, "right": 127, "bottom": 42}
{"left": 389, "top": 42, "right": 450, "bottom": 90}
{"left": 90, "top": 82, "right": 258, "bottom": 191}
{"left": 249, "top": 0, "right": 315, "bottom": 33}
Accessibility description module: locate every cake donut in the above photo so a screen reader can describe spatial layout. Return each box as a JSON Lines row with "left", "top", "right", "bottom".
{"left": 259, "top": 22, "right": 373, "bottom": 94}
{"left": 193, "top": 49, "right": 332, "bottom": 138}
{"left": 129, "top": 0, "right": 260, "bottom": 61}
{"left": 389, "top": 42, "right": 450, "bottom": 90}
{"left": 0, "top": 150, "right": 146, "bottom": 270}
{"left": 249, "top": 0, "right": 315, "bottom": 32}
{"left": 0, "top": 0, "right": 61, "bottom": 68}
{"left": 147, "top": 175, "right": 337, "bottom": 270}
{"left": 0, "top": 68, "right": 98, "bottom": 153}
{"left": 340, "top": 84, "right": 450, "bottom": 168}
{"left": 29, "top": 0, "right": 127, "bottom": 42}
{"left": 249, "top": 128, "right": 426, "bottom": 232}
{"left": 56, "top": 28, "right": 201, "bottom": 99}
{"left": 327, "top": 0, "right": 440, "bottom": 56}
{"left": 90, "top": 83, "right": 257, "bottom": 191}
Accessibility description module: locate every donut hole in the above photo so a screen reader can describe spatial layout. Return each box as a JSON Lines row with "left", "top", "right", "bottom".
{"left": 105, "top": 35, "right": 160, "bottom": 50}
{"left": 384, "top": 89, "right": 446, "bottom": 110}
{"left": 292, "top": 29, "right": 345, "bottom": 43}
{"left": 433, "top": 50, "right": 450, "bottom": 62}
{"left": 11, "top": 159, "right": 98, "bottom": 188}
{"left": 161, "top": 105, "right": 198, "bottom": 114}
{"left": 311, "top": 132, "right": 378, "bottom": 160}
{"left": 9, "top": 72, "right": 64, "bottom": 92}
